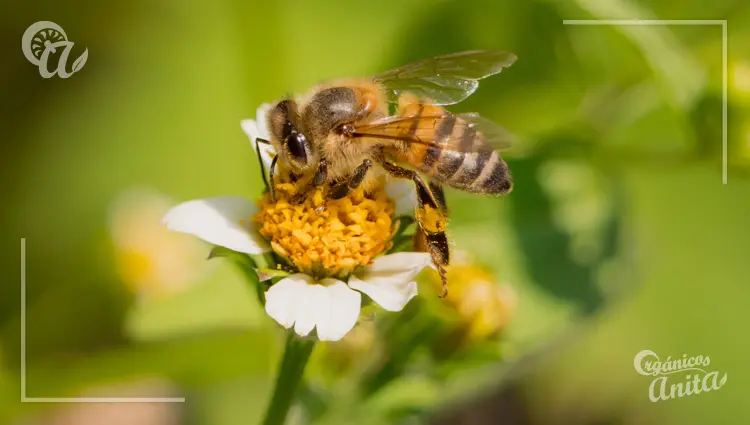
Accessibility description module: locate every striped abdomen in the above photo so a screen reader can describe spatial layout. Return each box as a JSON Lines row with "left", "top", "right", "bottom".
{"left": 400, "top": 110, "right": 512, "bottom": 194}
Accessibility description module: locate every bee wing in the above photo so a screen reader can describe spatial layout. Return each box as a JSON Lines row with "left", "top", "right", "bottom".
{"left": 372, "top": 50, "right": 517, "bottom": 106}
{"left": 456, "top": 112, "right": 515, "bottom": 151}
{"left": 351, "top": 112, "right": 514, "bottom": 152}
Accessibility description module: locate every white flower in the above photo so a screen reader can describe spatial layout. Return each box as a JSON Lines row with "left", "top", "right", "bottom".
{"left": 163, "top": 194, "right": 432, "bottom": 340}
{"left": 264, "top": 252, "right": 432, "bottom": 341}
{"left": 161, "top": 104, "right": 429, "bottom": 341}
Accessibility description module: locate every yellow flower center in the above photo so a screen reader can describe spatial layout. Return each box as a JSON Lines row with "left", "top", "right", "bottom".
{"left": 256, "top": 181, "right": 396, "bottom": 278}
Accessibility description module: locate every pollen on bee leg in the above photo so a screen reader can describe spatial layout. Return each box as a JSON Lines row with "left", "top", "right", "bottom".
{"left": 416, "top": 204, "right": 447, "bottom": 234}
{"left": 312, "top": 190, "right": 325, "bottom": 207}
{"left": 255, "top": 182, "right": 396, "bottom": 278}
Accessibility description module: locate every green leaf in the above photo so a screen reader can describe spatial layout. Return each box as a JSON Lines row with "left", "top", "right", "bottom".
{"left": 506, "top": 135, "right": 626, "bottom": 316}
{"left": 256, "top": 268, "right": 291, "bottom": 281}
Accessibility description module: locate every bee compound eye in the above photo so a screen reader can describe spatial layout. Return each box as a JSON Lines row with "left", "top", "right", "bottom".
{"left": 286, "top": 132, "right": 308, "bottom": 164}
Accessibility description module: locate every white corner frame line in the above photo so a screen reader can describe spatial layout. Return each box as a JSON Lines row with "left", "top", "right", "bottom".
{"left": 562, "top": 19, "right": 728, "bottom": 185}
{"left": 20, "top": 238, "right": 186, "bottom": 403}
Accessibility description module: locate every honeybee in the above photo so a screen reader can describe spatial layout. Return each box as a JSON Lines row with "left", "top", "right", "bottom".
{"left": 255, "top": 50, "right": 517, "bottom": 296}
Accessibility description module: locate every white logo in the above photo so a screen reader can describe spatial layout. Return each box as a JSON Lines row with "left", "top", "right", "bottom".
{"left": 22, "top": 21, "right": 88, "bottom": 79}
{"left": 634, "top": 350, "right": 728, "bottom": 402}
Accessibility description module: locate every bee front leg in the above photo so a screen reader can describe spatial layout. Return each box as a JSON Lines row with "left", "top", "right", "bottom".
{"left": 269, "top": 156, "right": 278, "bottom": 202}
{"left": 380, "top": 161, "right": 450, "bottom": 297}
{"left": 328, "top": 159, "right": 372, "bottom": 200}
{"left": 255, "top": 137, "right": 272, "bottom": 192}
{"left": 291, "top": 159, "right": 328, "bottom": 204}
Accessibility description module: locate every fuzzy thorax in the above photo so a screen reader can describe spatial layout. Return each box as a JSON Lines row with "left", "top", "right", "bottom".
{"left": 256, "top": 182, "right": 396, "bottom": 278}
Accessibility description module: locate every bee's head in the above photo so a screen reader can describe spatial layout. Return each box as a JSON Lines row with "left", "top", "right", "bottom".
{"left": 268, "top": 99, "right": 315, "bottom": 172}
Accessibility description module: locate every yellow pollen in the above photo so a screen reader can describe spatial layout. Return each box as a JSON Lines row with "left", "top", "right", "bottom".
{"left": 416, "top": 204, "right": 446, "bottom": 234}
{"left": 255, "top": 182, "right": 396, "bottom": 278}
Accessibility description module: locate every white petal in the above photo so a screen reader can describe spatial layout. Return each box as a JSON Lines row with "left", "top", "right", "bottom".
{"left": 241, "top": 119, "right": 276, "bottom": 174}
{"left": 348, "top": 252, "right": 432, "bottom": 311}
{"left": 265, "top": 274, "right": 311, "bottom": 330}
{"left": 264, "top": 275, "right": 361, "bottom": 341}
{"left": 240, "top": 118, "right": 261, "bottom": 144}
{"left": 241, "top": 102, "right": 276, "bottom": 174}
{"left": 314, "top": 279, "right": 361, "bottom": 341}
{"left": 385, "top": 178, "right": 418, "bottom": 217}
{"left": 162, "top": 197, "right": 270, "bottom": 254}
{"left": 255, "top": 103, "right": 272, "bottom": 140}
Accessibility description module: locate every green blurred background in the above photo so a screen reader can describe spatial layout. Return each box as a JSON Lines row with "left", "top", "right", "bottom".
{"left": 1, "top": 0, "right": 749, "bottom": 423}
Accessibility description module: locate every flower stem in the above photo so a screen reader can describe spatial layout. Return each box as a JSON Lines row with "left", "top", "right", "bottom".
{"left": 251, "top": 253, "right": 274, "bottom": 270}
{"left": 261, "top": 331, "right": 316, "bottom": 425}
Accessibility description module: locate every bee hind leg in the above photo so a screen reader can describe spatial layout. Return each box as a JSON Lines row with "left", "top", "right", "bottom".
{"left": 423, "top": 181, "right": 450, "bottom": 297}
{"left": 380, "top": 161, "right": 450, "bottom": 297}
{"left": 415, "top": 229, "right": 450, "bottom": 298}
{"left": 429, "top": 181, "right": 448, "bottom": 214}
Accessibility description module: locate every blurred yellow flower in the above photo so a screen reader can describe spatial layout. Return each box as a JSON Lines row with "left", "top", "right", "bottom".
{"left": 732, "top": 61, "right": 750, "bottom": 101}
{"left": 728, "top": 62, "right": 750, "bottom": 165}
{"left": 109, "top": 188, "right": 209, "bottom": 299}
{"left": 429, "top": 252, "right": 516, "bottom": 342}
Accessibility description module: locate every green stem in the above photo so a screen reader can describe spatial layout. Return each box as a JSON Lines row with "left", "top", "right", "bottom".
{"left": 251, "top": 253, "right": 274, "bottom": 270}
{"left": 261, "top": 331, "right": 317, "bottom": 425}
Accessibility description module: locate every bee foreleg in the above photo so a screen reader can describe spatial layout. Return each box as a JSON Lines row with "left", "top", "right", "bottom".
{"left": 314, "top": 159, "right": 329, "bottom": 186}
{"left": 269, "top": 156, "right": 278, "bottom": 202}
{"left": 291, "top": 159, "right": 328, "bottom": 204}
{"left": 329, "top": 159, "right": 373, "bottom": 200}
{"left": 255, "top": 137, "right": 272, "bottom": 192}
{"left": 379, "top": 161, "right": 450, "bottom": 297}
